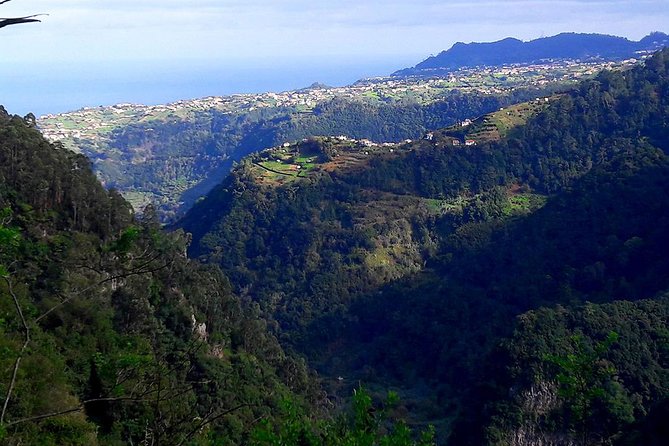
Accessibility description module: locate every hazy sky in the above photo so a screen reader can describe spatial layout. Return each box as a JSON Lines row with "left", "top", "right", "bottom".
{"left": 2, "top": 0, "right": 667, "bottom": 64}
{"left": 1, "top": 0, "right": 668, "bottom": 115}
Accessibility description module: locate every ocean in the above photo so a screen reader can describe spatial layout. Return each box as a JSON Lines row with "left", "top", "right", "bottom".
{"left": 0, "top": 55, "right": 416, "bottom": 117}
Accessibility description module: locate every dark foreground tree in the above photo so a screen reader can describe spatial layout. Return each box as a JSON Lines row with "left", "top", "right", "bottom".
{"left": 0, "top": 0, "right": 44, "bottom": 29}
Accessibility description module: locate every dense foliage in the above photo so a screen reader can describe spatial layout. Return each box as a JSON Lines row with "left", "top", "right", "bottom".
{"left": 4, "top": 44, "right": 669, "bottom": 446}
{"left": 93, "top": 87, "right": 554, "bottom": 220}
{"left": 477, "top": 298, "right": 669, "bottom": 445}
{"left": 252, "top": 387, "right": 436, "bottom": 446}
{"left": 178, "top": 49, "right": 669, "bottom": 443}
{"left": 0, "top": 107, "right": 321, "bottom": 445}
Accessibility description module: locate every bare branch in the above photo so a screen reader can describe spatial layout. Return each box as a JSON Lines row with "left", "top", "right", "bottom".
{"left": 4, "top": 396, "right": 155, "bottom": 427}
{"left": 1, "top": 277, "right": 30, "bottom": 424}
{"left": 176, "top": 404, "right": 251, "bottom": 446}
{"left": 0, "top": 14, "right": 46, "bottom": 29}
{"left": 35, "top": 259, "right": 172, "bottom": 323}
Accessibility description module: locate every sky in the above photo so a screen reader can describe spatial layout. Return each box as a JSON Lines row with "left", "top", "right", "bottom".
{"left": 1, "top": 0, "right": 668, "bottom": 115}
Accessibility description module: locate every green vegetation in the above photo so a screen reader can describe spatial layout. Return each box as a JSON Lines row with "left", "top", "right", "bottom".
{"left": 466, "top": 98, "right": 557, "bottom": 141}
{"left": 253, "top": 388, "right": 436, "bottom": 446}
{"left": 248, "top": 137, "right": 403, "bottom": 186}
{"left": 501, "top": 192, "right": 547, "bottom": 217}
{"left": 479, "top": 300, "right": 669, "bottom": 446}
{"left": 177, "top": 49, "right": 669, "bottom": 443}
{"left": 4, "top": 42, "right": 669, "bottom": 446}
{"left": 0, "top": 107, "right": 320, "bottom": 445}
{"left": 40, "top": 79, "right": 574, "bottom": 221}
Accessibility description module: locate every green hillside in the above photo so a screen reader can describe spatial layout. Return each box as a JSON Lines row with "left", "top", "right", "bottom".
{"left": 5, "top": 42, "right": 669, "bottom": 446}
{"left": 0, "top": 104, "right": 441, "bottom": 445}
{"left": 0, "top": 107, "right": 323, "bottom": 445}
{"left": 177, "top": 49, "right": 669, "bottom": 443}
{"left": 39, "top": 57, "right": 631, "bottom": 221}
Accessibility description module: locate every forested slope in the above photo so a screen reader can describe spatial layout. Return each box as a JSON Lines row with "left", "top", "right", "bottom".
{"left": 177, "top": 49, "right": 669, "bottom": 443}
{"left": 0, "top": 107, "right": 320, "bottom": 445}
{"left": 97, "top": 87, "right": 552, "bottom": 220}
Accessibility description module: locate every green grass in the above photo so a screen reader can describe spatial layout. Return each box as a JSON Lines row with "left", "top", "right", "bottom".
{"left": 424, "top": 197, "right": 467, "bottom": 213}
{"left": 295, "top": 155, "right": 318, "bottom": 164}
{"left": 58, "top": 120, "right": 86, "bottom": 130}
{"left": 295, "top": 104, "right": 312, "bottom": 113}
{"left": 122, "top": 191, "right": 154, "bottom": 212}
{"left": 502, "top": 193, "right": 548, "bottom": 217}
{"left": 365, "top": 248, "right": 392, "bottom": 268}
{"left": 458, "top": 99, "right": 556, "bottom": 142}
{"left": 362, "top": 91, "right": 381, "bottom": 100}
{"left": 260, "top": 161, "right": 296, "bottom": 174}
{"left": 424, "top": 198, "right": 447, "bottom": 212}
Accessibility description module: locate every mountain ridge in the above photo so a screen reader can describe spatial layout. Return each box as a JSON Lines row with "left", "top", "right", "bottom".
{"left": 394, "top": 31, "right": 669, "bottom": 76}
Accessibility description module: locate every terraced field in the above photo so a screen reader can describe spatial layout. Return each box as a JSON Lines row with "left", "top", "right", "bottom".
{"left": 441, "top": 95, "right": 559, "bottom": 144}
{"left": 249, "top": 137, "right": 405, "bottom": 185}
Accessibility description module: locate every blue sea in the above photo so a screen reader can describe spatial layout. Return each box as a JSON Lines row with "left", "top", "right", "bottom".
{"left": 0, "top": 55, "right": 416, "bottom": 117}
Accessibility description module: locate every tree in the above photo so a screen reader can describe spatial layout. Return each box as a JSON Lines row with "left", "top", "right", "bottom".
{"left": 545, "top": 331, "right": 620, "bottom": 446}
{"left": 252, "top": 387, "right": 436, "bottom": 446}
{"left": 0, "top": 0, "right": 44, "bottom": 30}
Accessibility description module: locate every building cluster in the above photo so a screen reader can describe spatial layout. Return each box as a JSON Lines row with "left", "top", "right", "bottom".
{"left": 39, "top": 58, "right": 642, "bottom": 148}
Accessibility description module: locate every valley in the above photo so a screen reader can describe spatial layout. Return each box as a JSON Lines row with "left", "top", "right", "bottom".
{"left": 40, "top": 56, "right": 630, "bottom": 145}
{"left": 177, "top": 49, "right": 669, "bottom": 443}
{"left": 2, "top": 15, "right": 669, "bottom": 444}
{"left": 38, "top": 57, "right": 638, "bottom": 220}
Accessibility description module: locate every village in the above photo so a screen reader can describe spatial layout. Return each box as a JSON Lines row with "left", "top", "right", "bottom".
{"left": 38, "top": 57, "right": 640, "bottom": 147}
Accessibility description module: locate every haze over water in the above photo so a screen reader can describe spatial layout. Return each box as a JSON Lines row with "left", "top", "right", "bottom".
{"left": 1, "top": 56, "right": 415, "bottom": 117}
{"left": 3, "top": 1, "right": 667, "bottom": 118}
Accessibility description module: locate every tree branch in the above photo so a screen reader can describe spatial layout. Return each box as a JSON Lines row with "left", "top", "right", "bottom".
{"left": 0, "top": 14, "right": 45, "bottom": 29}
{"left": 4, "top": 396, "right": 156, "bottom": 427}
{"left": 35, "top": 259, "right": 172, "bottom": 323}
{"left": 1, "top": 276, "right": 30, "bottom": 425}
{"left": 176, "top": 403, "right": 251, "bottom": 446}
